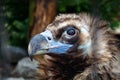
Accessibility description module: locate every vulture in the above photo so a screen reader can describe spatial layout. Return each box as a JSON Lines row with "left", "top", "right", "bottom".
{"left": 28, "top": 13, "right": 120, "bottom": 80}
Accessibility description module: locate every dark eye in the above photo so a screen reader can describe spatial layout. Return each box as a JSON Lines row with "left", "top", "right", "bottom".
{"left": 67, "top": 28, "right": 75, "bottom": 35}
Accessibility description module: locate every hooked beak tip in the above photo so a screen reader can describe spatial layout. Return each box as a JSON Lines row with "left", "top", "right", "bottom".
{"left": 29, "top": 54, "right": 33, "bottom": 61}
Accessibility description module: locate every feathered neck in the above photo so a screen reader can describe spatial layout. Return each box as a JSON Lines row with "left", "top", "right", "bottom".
{"left": 34, "top": 54, "right": 91, "bottom": 80}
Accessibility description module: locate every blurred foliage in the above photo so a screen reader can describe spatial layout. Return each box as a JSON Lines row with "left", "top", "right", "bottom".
{"left": 5, "top": 0, "right": 120, "bottom": 48}
{"left": 5, "top": 19, "right": 29, "bottom": 48}
{"left": 5, "top": 0, "right": 29, "bottom": 49}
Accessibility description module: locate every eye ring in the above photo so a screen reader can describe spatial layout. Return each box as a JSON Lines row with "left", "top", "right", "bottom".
{"left": 67, "top": 28, "right": 76, "bottom": 36}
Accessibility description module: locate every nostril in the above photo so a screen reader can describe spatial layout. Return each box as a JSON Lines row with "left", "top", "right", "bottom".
{"left": 47, "top": 37, "right": 51, "bottom": 40}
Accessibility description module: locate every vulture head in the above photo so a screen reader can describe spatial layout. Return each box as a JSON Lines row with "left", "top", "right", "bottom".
{"left": 28, "top": 13, "right": 120, "bottom": 80}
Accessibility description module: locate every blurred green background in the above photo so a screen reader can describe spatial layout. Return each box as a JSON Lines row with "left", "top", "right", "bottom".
{"left": 5, "top": 0, "right": 120, "bottom": 49}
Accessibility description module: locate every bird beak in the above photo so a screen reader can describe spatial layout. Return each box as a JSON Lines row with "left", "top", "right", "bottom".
{"left": 28, "top": 30, "right": 73, "bottom": 59}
